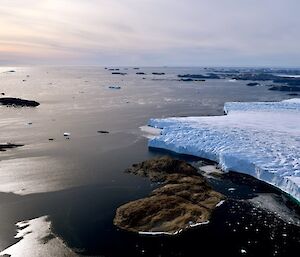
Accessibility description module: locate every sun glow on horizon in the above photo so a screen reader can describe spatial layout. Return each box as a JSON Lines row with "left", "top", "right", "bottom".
{"left": 0, "top": 0, "right": 300, "bottom": 66}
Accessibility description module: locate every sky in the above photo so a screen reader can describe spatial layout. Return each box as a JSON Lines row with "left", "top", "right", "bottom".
{"left": 0, "top": 0, "right": 299, "bottom": 66}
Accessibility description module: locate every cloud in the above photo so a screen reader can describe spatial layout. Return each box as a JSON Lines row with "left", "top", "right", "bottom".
{"left": 0, "top": 0, "right": 299, "bottom": 66}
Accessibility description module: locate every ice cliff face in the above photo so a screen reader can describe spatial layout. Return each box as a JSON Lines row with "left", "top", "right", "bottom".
{"left": 148, "top": 99, "right": 300, "bottom": 202}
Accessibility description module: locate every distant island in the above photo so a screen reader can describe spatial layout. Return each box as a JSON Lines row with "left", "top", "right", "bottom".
{"left": 0, "top": 97, "right": 40, "bottom": 107}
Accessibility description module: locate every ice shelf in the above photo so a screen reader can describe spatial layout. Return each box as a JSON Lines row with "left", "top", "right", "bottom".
{"left": 148, "top": 99, "right": 300, "bottom": 202}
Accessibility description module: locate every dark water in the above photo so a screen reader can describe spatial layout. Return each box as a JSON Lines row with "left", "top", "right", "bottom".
{"left": 0, "top": 66, "right": 299, "bottom": 256}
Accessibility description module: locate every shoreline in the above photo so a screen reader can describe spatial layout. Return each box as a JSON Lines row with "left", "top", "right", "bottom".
{"left": 137, "top": 200, "right": 226, "bottom": 236}
{"left": 150, "top": 145, "right": 300, "bottom": 205}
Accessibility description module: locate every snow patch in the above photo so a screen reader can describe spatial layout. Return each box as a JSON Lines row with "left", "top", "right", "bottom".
{"left": 216, "top": 200, "right": 225, "bottom": 207}
{"left": 139, "top": 230, "right": 183, "bottom": 236}
{"left": 199, "top": 165, "right": 222, "bottom": 174}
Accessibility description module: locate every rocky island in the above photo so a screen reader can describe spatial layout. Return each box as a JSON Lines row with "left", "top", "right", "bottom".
{"left": 152, "top": 72, "right": 165, "bottom": 75}
{"left": 111, "top": 72, "right": 127, "bottom": 75}
{"left": 0, "top": 143, "right": 24, "bottom": 151}
{"left": 114, "top": 156, "right": 224, "bottom": 234}
{"left": 0, "top": 97, "right": 40, "bottom": 107}
{"left": 178, "top": 73, "right": 220, "bottom": 79}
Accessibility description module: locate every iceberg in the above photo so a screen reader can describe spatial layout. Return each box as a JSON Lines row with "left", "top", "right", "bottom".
{"left": 148, "top": 99, "right": 300, "bottom": 202}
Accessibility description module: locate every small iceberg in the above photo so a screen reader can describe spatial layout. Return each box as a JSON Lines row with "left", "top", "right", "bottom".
{"left": 140, "top": 125, "right": 162, "bottom": 139}
{"left": 148, "top": 99, "right": 300, "bottom": 202}
{"left": 108, "top": 85, "right": 121, "bottom": 89}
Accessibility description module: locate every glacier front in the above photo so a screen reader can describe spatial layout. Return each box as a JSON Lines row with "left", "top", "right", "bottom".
{"left": 148, "top": 99, "right": 300, "bottom": 202}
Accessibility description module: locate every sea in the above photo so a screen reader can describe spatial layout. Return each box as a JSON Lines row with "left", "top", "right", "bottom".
{"left": 0, "top": 66, "right": 299, "bottom": 257}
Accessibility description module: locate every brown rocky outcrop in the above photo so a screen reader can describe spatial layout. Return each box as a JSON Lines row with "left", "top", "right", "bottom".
{"left": 114, "top": 156, "right": 224, "bottom": 234}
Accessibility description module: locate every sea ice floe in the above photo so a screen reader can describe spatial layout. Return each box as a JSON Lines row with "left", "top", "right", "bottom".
{"left": 140, "top": 125, "right": 162, "bottom": 139}
{"left": 148, "top": 99, "right": 300, "bottom": 202}
{"left": 0, "top": 216, "right": 78, "bottom": 257}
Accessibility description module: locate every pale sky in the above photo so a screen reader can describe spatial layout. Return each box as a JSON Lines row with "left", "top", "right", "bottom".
{"left": 0, "top": 0, "right": 299, "bottom": 66}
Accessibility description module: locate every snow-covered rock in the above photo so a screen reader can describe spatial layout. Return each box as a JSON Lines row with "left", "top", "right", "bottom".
{"left": 148, "top": 99, "right": 300, "bottom": 202}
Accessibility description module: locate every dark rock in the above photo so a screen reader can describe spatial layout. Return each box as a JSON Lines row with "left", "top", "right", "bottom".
{"left": 0, "top": 143, "right": 24, "bottom": 151}
{"left": 247, "top": 82, "right": 260, "bottom": 86}
{"left": 152, "top": 72, "right": 165, "bottom": 75}
{"left": 268, "top": 85, "right": 300, "bottom": 92}
{"left": 179, "top": 78, "right": 194, "bottom": 82}
{"left": 0, "top": 97, "right": 40, "bottom": 107}
{"left": 136, "top": 72, "right": 146, "bottom": 75}
{"left": 1, "top": 93, "right": 5, "bottom": 95}
{"left": 114, "top": 156, "right": 224, "bottom": 234}
{"left": 178, "top": 78, "right": 205, "bottom": 82}
{"left": 112, "top": 72, "right": 127, "bottom": 75}
{"left": 97, "top": 130, "right": 109, "bottom": 134}
{"left": 39, "top": 234, "right": 55, "bottom": 244}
